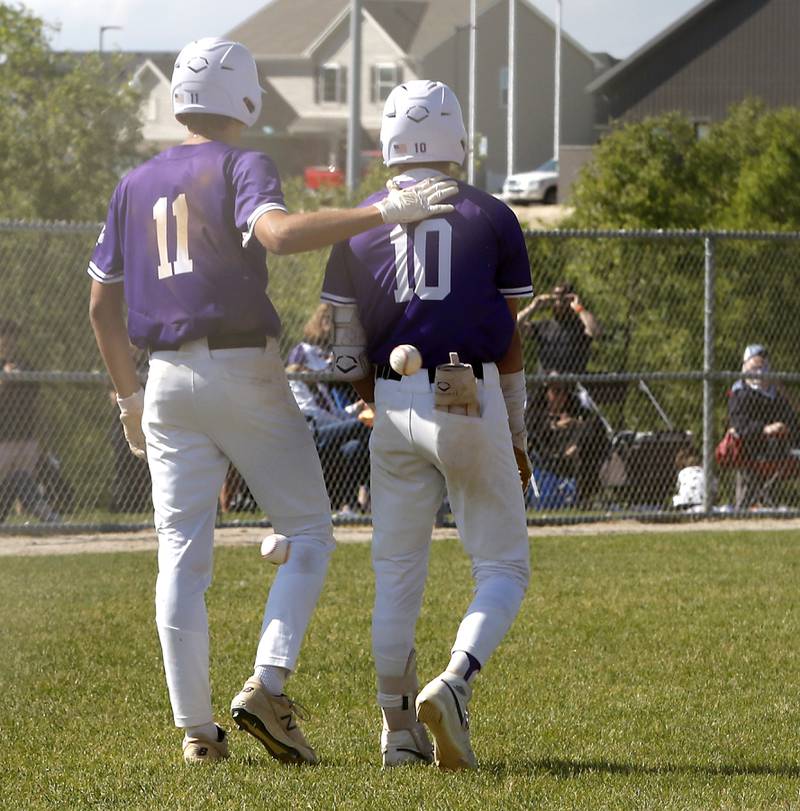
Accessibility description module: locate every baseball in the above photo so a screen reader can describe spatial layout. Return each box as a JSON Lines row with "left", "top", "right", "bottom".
{"left": 389, "top": 344, "right": 423, "bottom": 376}
{"left": 260, "top": 533, "right": 290, "bottom": 565}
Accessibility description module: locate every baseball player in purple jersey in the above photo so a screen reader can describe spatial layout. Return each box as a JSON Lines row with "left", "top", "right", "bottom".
{"left": 87, "top": 40, "right": 456, "bottom": 766}
{"left": 321, "top": 80, "right": 533, "bottom": 770}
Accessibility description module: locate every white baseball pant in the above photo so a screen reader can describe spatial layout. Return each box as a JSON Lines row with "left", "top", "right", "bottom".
{"left": 143, "top": 339, "right": 334, "bottom": 728}
{"left": 369, "top": 362, "right": 530, "bottom": 679}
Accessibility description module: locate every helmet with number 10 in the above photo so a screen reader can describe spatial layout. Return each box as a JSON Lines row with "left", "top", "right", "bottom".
{"left": 171, "top": 38, "right": 264, "bottom": 128}
{"left": 380, "top": 80, "right": 468, "bottom": 167}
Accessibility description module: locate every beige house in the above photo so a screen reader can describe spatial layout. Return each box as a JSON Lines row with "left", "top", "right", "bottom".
{"left": 130, "top": 0, "right": 607, "bottom": 190}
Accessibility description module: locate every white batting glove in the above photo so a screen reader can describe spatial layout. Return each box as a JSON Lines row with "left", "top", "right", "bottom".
{"left": 117, "top": 387, "right": 147, "bottom": 460}
{"left": 374, "top": 177, "right": 458, "bottom": 224}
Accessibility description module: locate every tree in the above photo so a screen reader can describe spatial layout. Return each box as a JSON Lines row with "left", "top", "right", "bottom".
{"left": 566, "top": 113, "right": 705, "bottom": 230}
{"left": 566, "top": 100, "right": 800, "bottom": 231}
{"left": 0, "top": 3, "right": 145, "bottom": 221}
{"left": 542, "top": 103, "right": 800, "bottom": 438}
{"left": 705, "top": 103, "right": 800, "bottom": 231}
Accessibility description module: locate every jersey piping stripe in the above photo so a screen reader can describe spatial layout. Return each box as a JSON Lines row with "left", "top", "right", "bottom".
{"left": 243, "top": 202, "right": 289, "bottom": 247}
{"left": 87, "top": 261, "right": 124, "bottom": 284}
{"left": 499, "top": 285, "right": 534, "bottom": 296}
{"left": 320, "top": 292, "right": 357, "bottom": 305}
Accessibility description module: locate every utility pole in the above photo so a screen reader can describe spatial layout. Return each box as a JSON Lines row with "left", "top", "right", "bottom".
{"left": 506, "top": 0, "right": 516, "bottom": 179}
{"left": 99, "top": 25, "right": 122, "bottom": 53}
{"left": 467, "top": 0, "right": 477, "bottom": 185}
{"left": 553, "top": 0, "right": 562, "bottom": 162}
{"left": 346, "top": 0, "right": 363, "bottom": 193}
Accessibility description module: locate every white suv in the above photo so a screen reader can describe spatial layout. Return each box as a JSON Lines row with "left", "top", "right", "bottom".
{"left": 502, "top": 159, "right": 559, "bottom": 204}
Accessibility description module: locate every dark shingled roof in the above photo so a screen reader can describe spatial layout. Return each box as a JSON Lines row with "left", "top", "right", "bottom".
{"left": 226, "top": 0, "right": 484, "bottom": 59}
{"left": 587, "top": 0, "right": 721, "bottom": 93}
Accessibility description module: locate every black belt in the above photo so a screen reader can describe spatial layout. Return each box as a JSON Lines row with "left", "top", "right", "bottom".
{"left": 376, "top": 362, "right": 484, "bottom": 384}
{"left": 207, "top": 331, "right": 267, "bottom": 350}
{"left": 149, "top": 331, "right": 267, "bottom": 352}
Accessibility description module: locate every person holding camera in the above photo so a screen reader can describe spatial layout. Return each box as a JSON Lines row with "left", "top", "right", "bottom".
{"left": 516, "top": 282, "right": 600, "bottom": 375}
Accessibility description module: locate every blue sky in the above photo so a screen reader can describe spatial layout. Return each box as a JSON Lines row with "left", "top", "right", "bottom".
{"left": 23, "top": 0, "right": 701, "bottom": 59}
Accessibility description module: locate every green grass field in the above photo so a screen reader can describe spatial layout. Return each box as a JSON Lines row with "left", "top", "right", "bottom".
{"left": 3, "top": 530, "right": 800, "bottom": 810}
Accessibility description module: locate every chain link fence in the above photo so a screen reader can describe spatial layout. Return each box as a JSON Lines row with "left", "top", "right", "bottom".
{"left": 2, "top": 220, "right": 799, "bottom": 532}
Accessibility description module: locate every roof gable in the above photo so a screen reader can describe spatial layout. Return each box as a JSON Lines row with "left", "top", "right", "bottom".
{"left": 130, "top": 58, "right": 170, "bottom": 93}
{"left": 363, "top": 1, "right": 427, "bottom": 52}
{"left": 588, "top": 0, "right": 745, "bottom": 92}
{"left": 225, "top": 0, "right": 600, "bottom": 65}
{"left": 226, "top": 0, "right": 346, "bottom": 57}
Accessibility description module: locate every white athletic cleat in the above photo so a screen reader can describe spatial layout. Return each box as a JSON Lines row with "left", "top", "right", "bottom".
{"left": 415, "top": 675, "right": 477, "bottom": 770}
{"left": 230, "top": 678, "right": 318, "bottom": 765}
{"left": 182, "top": 725, "right": 230, "bottom": 764}
{"left": 381, "top": 724, "right": 434, "bottom": 768}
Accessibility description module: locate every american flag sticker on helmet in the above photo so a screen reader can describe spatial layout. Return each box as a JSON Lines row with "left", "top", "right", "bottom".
{"left": 393, "top": 143, "right": 409, "bottom": 155}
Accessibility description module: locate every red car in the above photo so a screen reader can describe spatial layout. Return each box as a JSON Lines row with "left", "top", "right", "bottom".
{"left": 303, "top": 165, "right": 345, "bottom": 190}
{"left": 304, "top": 151, "right": 381, "bottom": 190}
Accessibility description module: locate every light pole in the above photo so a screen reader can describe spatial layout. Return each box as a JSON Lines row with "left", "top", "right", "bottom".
{"left": 506, "top": 0, "right": 516, "bottom": 179}
{"left": 467, "top": 0, "right": 477, "bottom": 185}
{"left": 99, "top": 25, "right": 122, "bottom": 53}
{"left": 553, "top": 0, "right": 562, "bottom": 162}
{"left": 346, "top": 0, "right": 362, "bottom": 193}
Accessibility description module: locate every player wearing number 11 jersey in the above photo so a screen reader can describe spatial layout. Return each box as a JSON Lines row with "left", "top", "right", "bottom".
{"left": 321, "top": 80, "right": 533, "bottom": 770}
{"left": 87, "top": 39, "right": 456, "bottom": 766}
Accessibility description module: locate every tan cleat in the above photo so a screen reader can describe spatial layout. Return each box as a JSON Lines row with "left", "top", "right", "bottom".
{"left": 230, "top": 678, "right": 318, "bottom": 765}
{"left": 416, "top": 675, "right": 477, "bottom": 770}
{"left": 182, "top": 725, "right": 230, "bottom": 764}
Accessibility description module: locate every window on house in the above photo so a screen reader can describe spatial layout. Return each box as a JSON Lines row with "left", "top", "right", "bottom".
{"left": 499, "top": 66, "right": 509, "bottom": 108}
{"left": 371, "top": 64, "right": 402, "bottom": 103}
{"left": 694, "top": 122, "right": 711, "bottom": 140}
{"left": 318, "top": 64, "right": 347, "bottom": 104}
{"left": 145, "top": 95, "right": 158, "bottom": 122}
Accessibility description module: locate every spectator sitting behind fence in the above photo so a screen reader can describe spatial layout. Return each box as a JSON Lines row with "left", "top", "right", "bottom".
{"left": 529, "top": 375, "right": 610, "bottom": 508}
{"left": 286, "top": 362, "right": 372, "bottom": 517}
{"left": 0, "top": 318, "right": 60, "bottom": 523}
{"left": 286, "top": 304, "right": 335, "bottom": 389}
{"left": 286, "top": 305, "right": 372, "bottom": 516}
{"left": 516, "top": 282, "right": 601, "bottom": 374}
{"left": 725, "top": 343, "right": 800, "bottom": 509}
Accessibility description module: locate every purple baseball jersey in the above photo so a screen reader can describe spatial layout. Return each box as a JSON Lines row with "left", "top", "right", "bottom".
{"left": 321, "top": 179, "right": 533, "bottom": 367}
{"left": 88, "top": 141, "right": 287, "bottom": 350}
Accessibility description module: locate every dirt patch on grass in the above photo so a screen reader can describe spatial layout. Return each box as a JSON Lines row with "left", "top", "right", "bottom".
{"left": 510, "top": 203, "right": 572, "bottom": 229}
{"left": 2, "top": 519, "right": 799, "bottom": 557}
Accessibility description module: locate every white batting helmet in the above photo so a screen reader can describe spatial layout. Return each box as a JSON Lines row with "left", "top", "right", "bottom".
{"left": 380, "top": 80, "right": 467, "bottom": 167}
{"left": 171, "top": 38, "right": 263, "bottom": 128}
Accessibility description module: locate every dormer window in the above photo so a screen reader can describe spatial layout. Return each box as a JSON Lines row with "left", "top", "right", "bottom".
{"left": 318, "top": 64, "right": 347, "bottom": 103}
{"left": 370, "top": 64, "right": 402, "bottom": 103}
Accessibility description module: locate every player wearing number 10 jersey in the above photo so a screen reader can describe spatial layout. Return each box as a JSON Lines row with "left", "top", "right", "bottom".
{"left": 321, "top": 80, "right": 533, "bottom": 770}
{"left": 87, "top": 40, "right": 456, "bottom": 766}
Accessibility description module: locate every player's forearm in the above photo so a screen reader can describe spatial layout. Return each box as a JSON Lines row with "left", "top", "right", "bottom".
{"left": 255, "top": 208, "right": 383, "bottom": 255}
{"left": 578, "top": 310, "right": 601, "bottom": 338}
{"left": 89, "top": 284, "right": 140, "bottom": 398}
{"left": 352, "top": 372, "right": 375, "bottom": 405}
{"left": 497, "top": 326, "right": 524, "bottom": 374}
